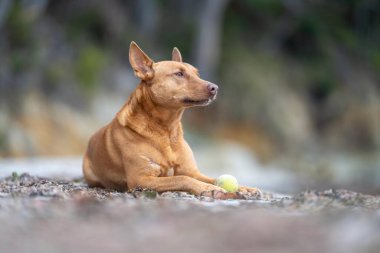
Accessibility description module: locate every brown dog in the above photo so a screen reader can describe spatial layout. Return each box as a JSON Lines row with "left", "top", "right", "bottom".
{"left": 83, "top": 42, "right": 261, "bottom": 199}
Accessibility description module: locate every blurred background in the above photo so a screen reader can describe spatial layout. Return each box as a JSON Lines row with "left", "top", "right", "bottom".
{"left": 0, "top": 0, "right": 379, "bottom": 193}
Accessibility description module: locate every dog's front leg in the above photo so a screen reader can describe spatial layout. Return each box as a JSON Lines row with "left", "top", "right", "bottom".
{"left": 129, "top": 175, "right": 238, "bottom": 199}
{"left": 176, "top": 141, "right": 262, "bottom": 198}
{"left": 237, "top": 186, "right": 262, "bottom": 198}
{"left": 179, "top": 170, "right": 216, "bottom": 185}
{"left": 124, "top": 155, "right": 229, "bottom": 198}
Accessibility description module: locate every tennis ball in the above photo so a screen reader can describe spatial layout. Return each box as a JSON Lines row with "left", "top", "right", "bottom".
{"left": 215, "top": 174, "right": 239, "bottom": 193}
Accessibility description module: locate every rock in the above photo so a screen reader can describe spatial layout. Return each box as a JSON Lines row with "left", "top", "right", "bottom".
{"left": 0, "top": 173, "right": 379, "bottom": 253}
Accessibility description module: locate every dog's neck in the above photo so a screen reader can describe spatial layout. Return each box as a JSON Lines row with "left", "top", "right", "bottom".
{"left": 117, "top": 82, "right": 184, "bottom": 135}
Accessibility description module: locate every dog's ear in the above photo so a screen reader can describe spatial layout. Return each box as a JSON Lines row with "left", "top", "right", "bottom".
{"left": 129, "top": 41, "right": 154, "bottom": 80}
{"left": 172, "top": 47, "right": 182, "bottom": 62}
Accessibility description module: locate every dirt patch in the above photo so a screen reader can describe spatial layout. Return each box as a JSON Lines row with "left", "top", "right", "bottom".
{"left": 0, "top": 173, "right": 379, "bottom": 253}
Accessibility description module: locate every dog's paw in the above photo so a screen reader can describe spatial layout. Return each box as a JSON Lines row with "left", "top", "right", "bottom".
{"left": 200, "top": 184, "right": 244, "bottom": 200}
{"left": 238, "top": 186, "right": 262, "bottom": 199}
{"left": 201, "top": 184, "right": 226, "bottom": 193}
{"left": 201, "top": 190, "right": 240, "bottom": 200}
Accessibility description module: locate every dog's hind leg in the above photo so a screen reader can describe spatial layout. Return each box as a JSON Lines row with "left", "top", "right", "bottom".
{"left": 83, "top": 154, "right": 103, "bottom": 188}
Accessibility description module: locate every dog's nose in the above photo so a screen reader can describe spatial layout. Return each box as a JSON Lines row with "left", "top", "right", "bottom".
{"left": 207, "top": 83, "right": 219, "bottom": 95}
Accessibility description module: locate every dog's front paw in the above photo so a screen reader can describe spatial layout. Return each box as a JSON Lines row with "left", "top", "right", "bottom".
{"left": 200, "top": 184, "right": 244, "bottom": 200}
{"left": 238, "top": 186, "right": 262, "bottom": 199}
{"left": 201, "top": 190, "right": 241, "bottom": 200}
{"left": 200, "top": 184, "right": 226, "bottom": 193}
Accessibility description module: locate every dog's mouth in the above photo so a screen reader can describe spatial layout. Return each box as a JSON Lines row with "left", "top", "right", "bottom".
{"left": 182, "top": 94, "right": 216, "bottom": 106}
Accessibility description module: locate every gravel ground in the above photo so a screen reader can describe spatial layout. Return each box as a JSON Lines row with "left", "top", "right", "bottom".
{"left": 0, "top": 173, "right": 379, "bottom": 253}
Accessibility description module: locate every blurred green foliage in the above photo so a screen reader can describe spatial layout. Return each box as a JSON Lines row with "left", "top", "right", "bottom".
{"left": 67, "top": 9, "right": 106, "bottom": 44}
{"left": 6, "top": 1, "right": 31, "bottom": 48}
{"left": 10, "top": 51, "right": 29, "bottom": 73}
{"left": 0, "top": 0, "right": 379, "bottom": 157}
{"left": 372, "top": 50, "right": 380, "bottom": 71}
{"left": 75, "top": 45, "right": 106, "bottom": 94}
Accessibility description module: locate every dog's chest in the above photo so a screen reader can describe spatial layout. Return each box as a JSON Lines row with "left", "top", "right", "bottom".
{"left": 144, "top": 134, "right": 181, "bottom": 177}
{"left": 160, "top": 150, "right": 177, "bottom": 177}
{"left": 157, "top": 139, "right": 179, "bottom": 176}
{"left": 144, "top": 151, "right": 177, "bottom": 177}
{"left": 160, "top": 166, "right": 175, "bottom": 177}
{"left": 147, "top": 158, "right": 176, "bottom": 177}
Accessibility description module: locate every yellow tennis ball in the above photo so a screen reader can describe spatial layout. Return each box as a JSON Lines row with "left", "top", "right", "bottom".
{"left": 215, "top": 174, "right": 239, "bottom": 193}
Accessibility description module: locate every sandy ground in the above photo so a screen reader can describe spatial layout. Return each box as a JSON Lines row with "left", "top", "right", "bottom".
{"left": 0, "top": 173, "right": 379, "bottom": 253}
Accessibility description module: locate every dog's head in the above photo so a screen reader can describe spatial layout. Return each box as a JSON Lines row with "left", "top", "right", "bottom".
{"left": 129, "top": 41, "right": 218, "bottom": 108}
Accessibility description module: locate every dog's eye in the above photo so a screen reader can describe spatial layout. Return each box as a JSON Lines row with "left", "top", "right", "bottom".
{"left": 175, "top": 71, "right": 184, "bottom": 77}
